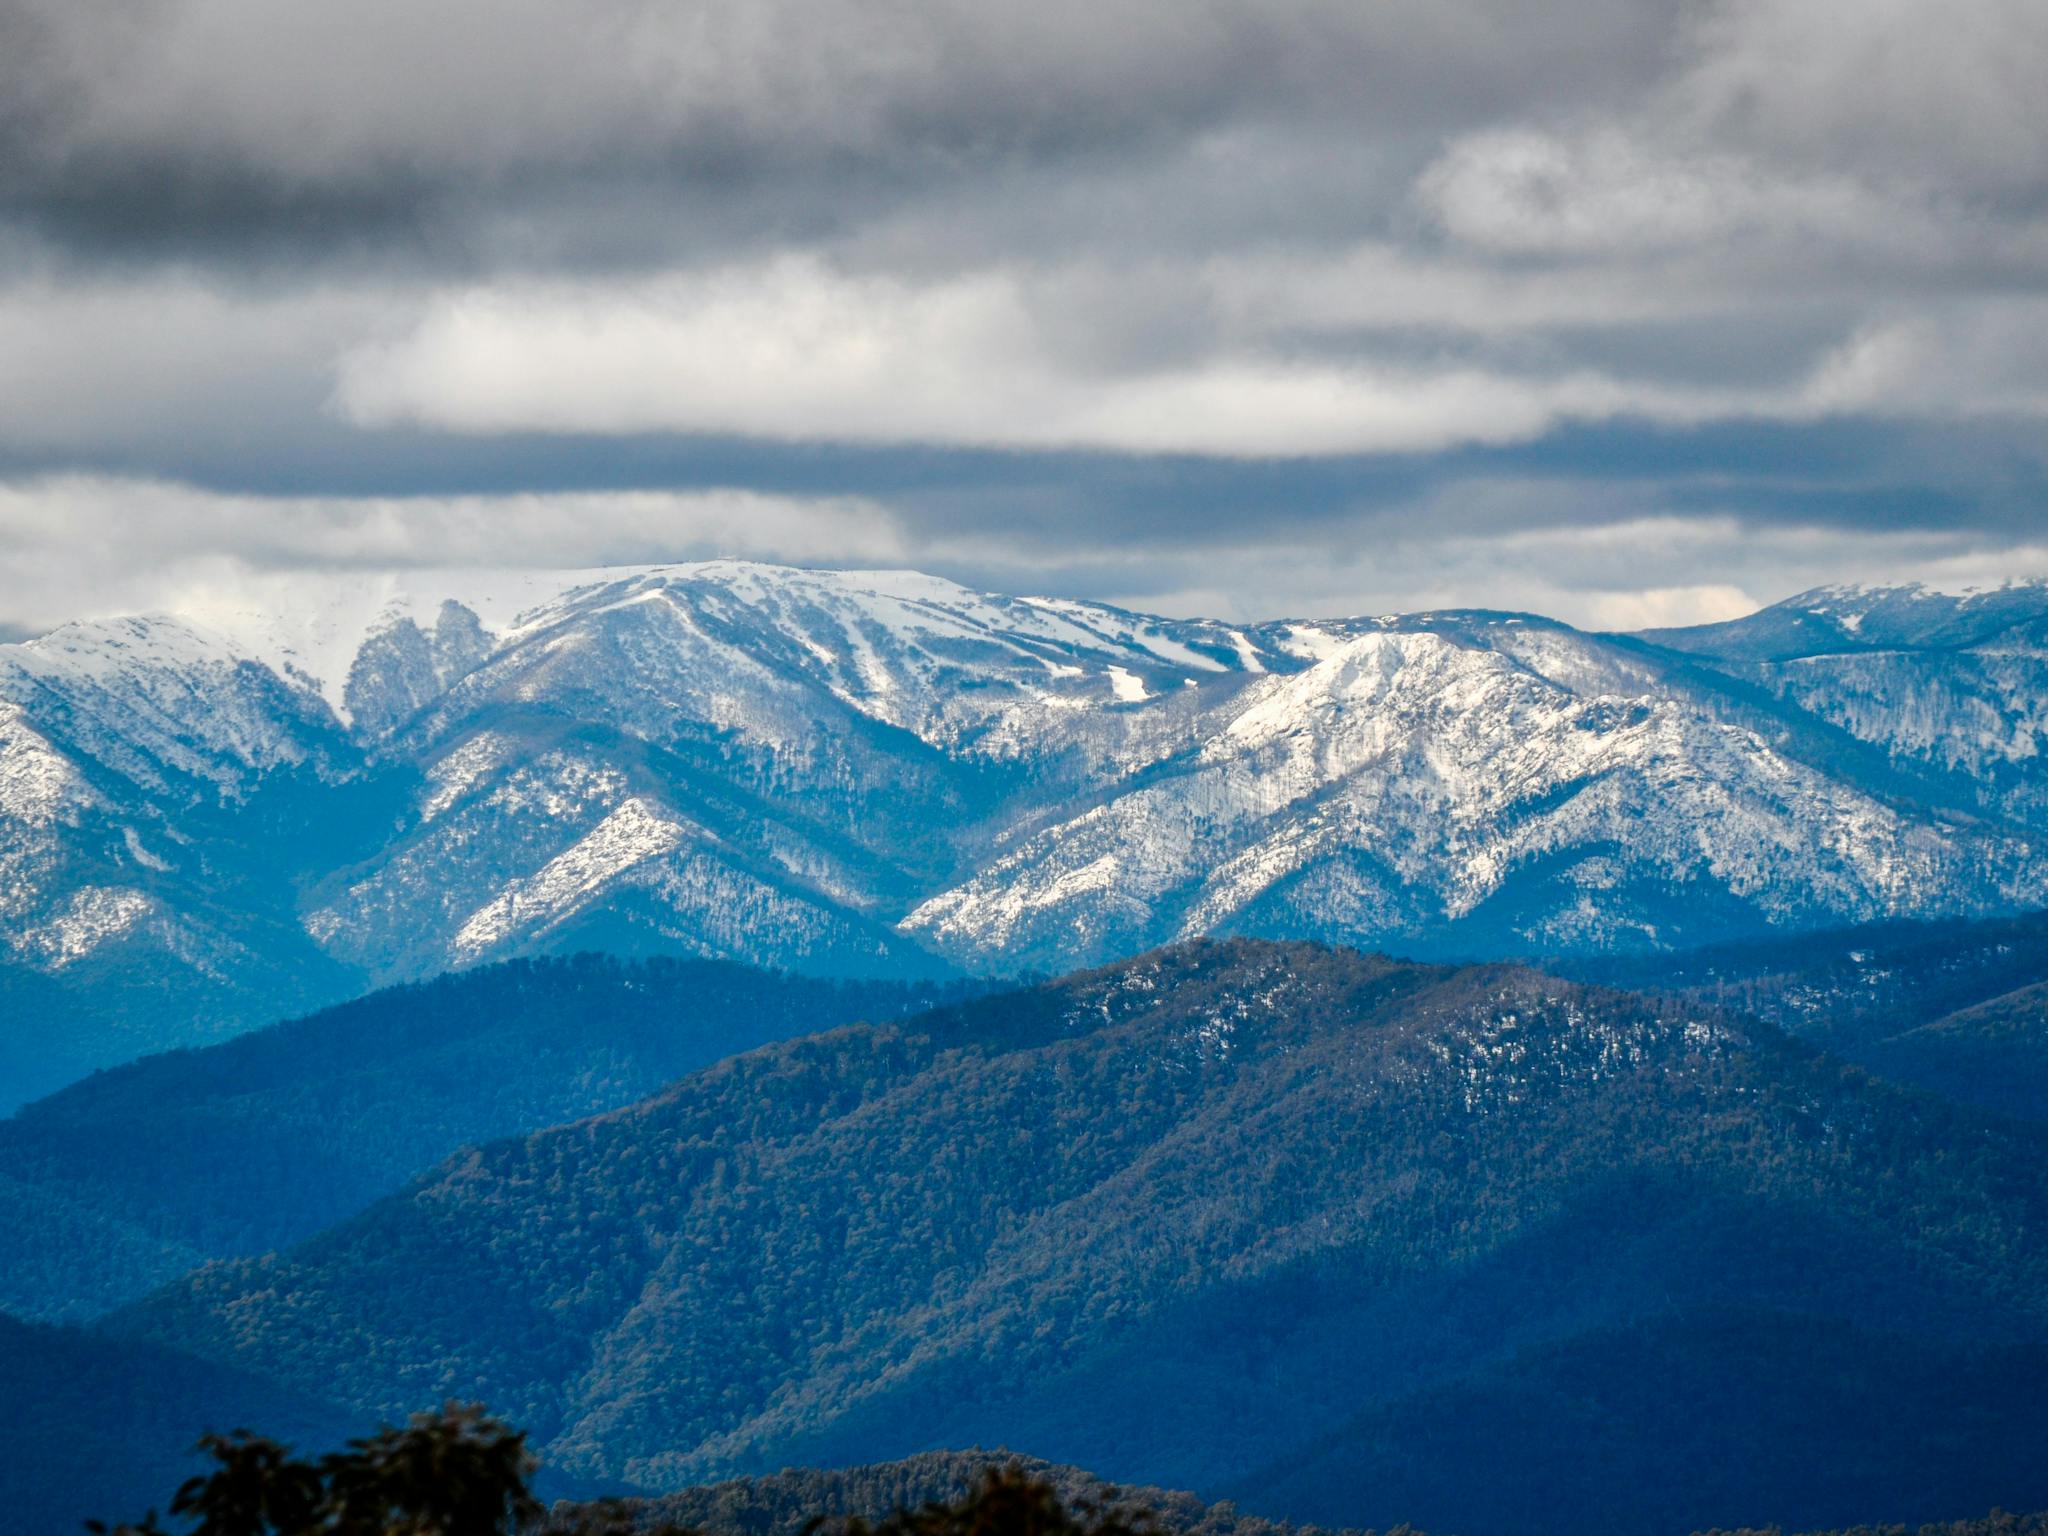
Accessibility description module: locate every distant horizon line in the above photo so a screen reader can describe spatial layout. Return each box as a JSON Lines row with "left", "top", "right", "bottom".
{"left": 7, "top": 559, "right": 2047, "bottom": 656}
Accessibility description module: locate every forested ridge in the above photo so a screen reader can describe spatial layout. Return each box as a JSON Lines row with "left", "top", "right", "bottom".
{"left": 1566, "top": 910, "right": 2048, "bottom": 1057}
{"left": 633, "top": 1462, "right": 2048, "bottom": 1536}
{"left": 1854, "top": 980, "right": 2048, "bottom": 1123}
{"left": 0, "top": 955, "right": 987, "bottom": 1321}
{"left": 1562, "top": 910, "right": 2048, "bottom": 1124}
{"left": 104, "top": 938, "right": 2048, "bottom": 1536}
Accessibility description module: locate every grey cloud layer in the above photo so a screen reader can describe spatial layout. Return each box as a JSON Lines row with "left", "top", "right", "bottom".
{"left": 4, "top": 0, "right": 2037, "bottom": 261}
{"left": 0, "top": 0, "right": 1671, "bottom": 256}
{"left": 0, "top": 0, "right": 2041, "bottom": 618}
{"left": 0, "top": 462, "right": 2033, "bottom": 657}
{"left": 3, "top": 477, "right": 2043, "bottom": 640}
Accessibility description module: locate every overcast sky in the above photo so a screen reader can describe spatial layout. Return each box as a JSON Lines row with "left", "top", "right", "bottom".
{"left": 1, "top": 0, "right": 2045, "bottom": 634}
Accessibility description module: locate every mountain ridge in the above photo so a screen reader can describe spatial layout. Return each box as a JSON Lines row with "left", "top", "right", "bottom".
{"left": 107, "top": 938, "right": 2048, "bottom": 1536}
{"left": 0, "top": 956, "right": 991, "bottom": 1322}
{"left": 6, "top": 565, "right": 2047, "bottom": 1102}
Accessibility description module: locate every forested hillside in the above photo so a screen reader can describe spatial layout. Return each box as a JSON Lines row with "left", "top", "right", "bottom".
{"left": 634, "top": 1444, "right": 2048, "bottom": 1536}
{"left": 1237, "top": 1308, "right": 2048, "bottom": 1535}
{"left": 111, "top": 939, "right": 2048, "bottom": 1536}
{"left": 1566, "top": 911, "right": 2048, "bottom": 1120}
{"left": 1566, "top": 909, "right": 2048, "bottom": 1051}
{"left": 0, "top": 955, "right": 985, "bottom": 1321}
{"left": 1855, "top": 981, "right": 2048, "bottom": 1123}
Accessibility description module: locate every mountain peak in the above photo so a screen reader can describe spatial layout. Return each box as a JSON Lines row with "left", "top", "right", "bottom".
{"left": 5, "top": 566, "right": 2046, "bottom": 1102}
{"left": 1642, "top": 576, "right": 2048, "bottom": 662}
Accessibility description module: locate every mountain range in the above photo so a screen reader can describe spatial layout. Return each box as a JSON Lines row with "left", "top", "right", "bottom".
{"left": 8, "top": 566, "right": 2048, "bottom": 1536}
{"left": 5, "top": 565, "right": 2046, "bottom": 1107}
{"left": 1571, "top": 907, "right": 2048, "bottom": 1119}
{"left": 8, "top": 907, "right": 2043, "bottom": 1330}
{"left": 98, "top": 938, "right": 2048, "bottom": 1536}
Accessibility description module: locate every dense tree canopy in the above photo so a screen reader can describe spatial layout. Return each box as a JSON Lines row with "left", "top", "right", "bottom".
{"left": 105, "top": 941, "right": 2048, "bottom": 1536}
{"left": 0, "top": 955, "right": 988, "bottom": 1321}
{"left": 86, "top": 1413, "right": 1179, "bottom": 1536}
{"left": 87, "top": 1405, "right": 658, "bottom": 1536}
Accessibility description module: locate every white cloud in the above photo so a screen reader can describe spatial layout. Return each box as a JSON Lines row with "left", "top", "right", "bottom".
{"left": 1800, "top": 307, "right": 2048, "bottom": 418}
{"left": 0, "top": 0, "right": 2041, "bottom": 609}
{"left": 0, "top": 269, "right": 377, "bottom": 453}
{"left": 329, "top": 249, "right": 2048, "bottom": 458}
{"left": 332, "top": 256, "right": 1662, "bottom": 456}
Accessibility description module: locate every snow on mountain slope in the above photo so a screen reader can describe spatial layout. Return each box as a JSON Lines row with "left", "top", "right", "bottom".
{"left": 5, "top": 565, "right": 2048, "bottom": 1097}
{"left": 0, "top": 703, "right": 98, "bottom": 831}
{"left": 396, "top": 562, "right": 1266, "bottom": 763}
{"left": 20, "top": 886, "right": 156, "bottom": 969}
{"left": 0, "top": 680, "right": 234, "bottom": 1000}
{"left": 176, "top": 568, "right": 600, "bottom": 722}
{"left": 1646, "top": 579, "right": 2048, "bottom": 662}
{"left": 0, "top": 704, "right": 104, "bottom": 967}
{"left": 903, "top": 626, "right": 2037, "bottom": 967}
{"left": 1642, "top": 580, "right": 2048, "bottom": 826}
{"left": 173, "top": 560, "right": 1264, "bottom": 740}
{"left": 0, "top": 615, "right": 344, "bottom": 795}
{"left": 254, "top": 562, "right": 1280, "bottom": 986}
{"left": 451, "top": 797, "right": 693, "bottom": 958}
{"left": 1775, "top": 646, "right": 2048, "bottom": 774}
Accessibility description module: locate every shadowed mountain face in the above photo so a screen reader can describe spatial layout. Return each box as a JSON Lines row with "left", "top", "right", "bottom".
{"left": 1236, "top": 1309, "right": 2048, "bottom": 1536}
{"left": 108, "top": 939, "right": 2048, "bottom": 1536}
{"left": 4, "top": 567, "right": 2047, "bottom": 1102}
{"left": 1852, "top": 980, "right": 2048, "bottom": 1123}
{"left": 0, "top": 956, "right": 989, "bottom": 1323}
{"left": 0, "top": 1311, "right": 354, "bottom": 1536}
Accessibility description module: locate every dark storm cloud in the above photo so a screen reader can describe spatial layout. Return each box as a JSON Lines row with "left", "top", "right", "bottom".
{"left": 0, "top": 0, "right": 1680, "bottom": 265}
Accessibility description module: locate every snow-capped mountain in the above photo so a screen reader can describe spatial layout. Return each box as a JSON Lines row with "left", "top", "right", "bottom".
{"left": 4, "top": 564, "right": 2046, "bottom": 1105}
